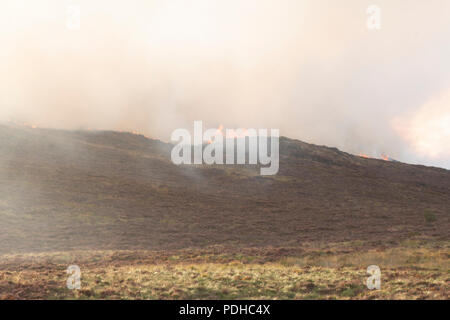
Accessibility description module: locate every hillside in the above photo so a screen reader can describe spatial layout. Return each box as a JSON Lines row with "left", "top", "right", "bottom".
{"left": 0, "top": 124, "right": 449, "bottom": 254}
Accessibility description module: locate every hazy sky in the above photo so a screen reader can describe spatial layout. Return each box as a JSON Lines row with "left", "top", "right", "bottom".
{"left": 0, "top": 0, "right": 449, "bottom": 169}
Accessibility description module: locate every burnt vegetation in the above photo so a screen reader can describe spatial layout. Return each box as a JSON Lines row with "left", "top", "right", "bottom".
{"left": 0, "top": 124, "right": 448, "bottom": 254}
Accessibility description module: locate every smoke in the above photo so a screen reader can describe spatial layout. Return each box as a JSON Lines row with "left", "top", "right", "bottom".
{"left": 0, "top": 0, "right": 449, "bottom": 168}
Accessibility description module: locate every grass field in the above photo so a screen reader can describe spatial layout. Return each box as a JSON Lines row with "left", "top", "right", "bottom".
{"left": 1, "top": 240, "right": 448, "bottom": 300}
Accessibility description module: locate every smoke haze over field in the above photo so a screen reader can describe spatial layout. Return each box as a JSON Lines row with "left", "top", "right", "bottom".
{"left": 0, "top": 0, "right": 449, "bottom": 168}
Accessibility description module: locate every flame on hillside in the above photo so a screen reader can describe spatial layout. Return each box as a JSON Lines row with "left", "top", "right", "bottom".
{"left": 207, "top": 125, "right": 252, "bottom": 144}
{"left": 7, "top": 119, "right": 39, "bottom": 129}
{"left": 358, "top": 152, "right": 392, "bottom": 161}
{"left": 358, "top": 153, "right": 370, "bottom": 159}
{"left": 4, "top": 120, "right": 153, "bottom": 139}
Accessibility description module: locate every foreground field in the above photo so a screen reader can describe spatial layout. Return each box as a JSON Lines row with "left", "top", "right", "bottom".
{"left": 1, "top": 241, "right": 448, "bottom": 300}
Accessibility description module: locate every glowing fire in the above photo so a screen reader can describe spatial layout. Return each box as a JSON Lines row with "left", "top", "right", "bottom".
{"left": 5, "top": 120, "right": 153, "bottom": 139}
{"left": 7, "top": 119, "right": 39, "bottom": 129}
{"left": 207, "top": 125, "right": 250, "bottom": 144}
{"left": 358, "top": 152, "right": 390, "bottom": 161}
{"left": 207, "top": 124, "right": 224, "bottom": 144}
{"left": 130, "top": 130, "right": 151, "bottom": 139}
{"left": 358, "top": 153, "right": 370, "bottom": 159}
{"left": 393, "top": 89, "right": 450, "bottom": 159}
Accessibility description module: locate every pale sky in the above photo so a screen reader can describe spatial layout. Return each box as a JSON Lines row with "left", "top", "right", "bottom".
{"left": 0, "top": 0, "right": 449, "bottom": 168}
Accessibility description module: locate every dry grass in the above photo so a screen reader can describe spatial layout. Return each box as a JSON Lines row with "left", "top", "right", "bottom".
{"left": 0, "top": 242, "right": 448, "bottom": 300}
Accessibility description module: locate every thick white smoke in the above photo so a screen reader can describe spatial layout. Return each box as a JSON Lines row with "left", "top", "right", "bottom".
{"left": 0, "top": 0, "right": 449, "bottom": 168}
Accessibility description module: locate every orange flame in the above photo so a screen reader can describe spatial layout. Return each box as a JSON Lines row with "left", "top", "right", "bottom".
{"left": 7, "top": 120, "right": 39, "bottom": 129}
{"left": 207, "top": 125, "right": 251, "bottom": 144}
{"left": 358, "top": 152, "right": 390, "bottom": 161}
{"left": 358, "top": 153, "right": 370, "bottom": 159}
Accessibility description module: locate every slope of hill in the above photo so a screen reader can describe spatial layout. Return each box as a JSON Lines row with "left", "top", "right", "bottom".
{"left": 0, "top": 124, "right": 449, "bottom": 254}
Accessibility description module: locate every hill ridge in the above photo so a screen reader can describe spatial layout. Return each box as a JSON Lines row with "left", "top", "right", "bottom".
{"left": 0, "top": 124, "right": 448, "bottom": 254}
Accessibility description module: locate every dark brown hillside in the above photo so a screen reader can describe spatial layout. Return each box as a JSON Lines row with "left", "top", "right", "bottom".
{"left": 0, "top": 124, "right": 448, "bottom": 254}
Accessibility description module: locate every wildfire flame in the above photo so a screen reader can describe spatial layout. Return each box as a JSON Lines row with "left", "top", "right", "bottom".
{"left": 358, "top": 153, "right": 370, "bottom": 159}
{"left": 5, "top": 120, "right": 152, "bottom": 139}
{"left": 7, "top": 119, "right": 39, "bottom": 129}
{"left": 130, "top": 130, "right": 151, "bottom": 139}
{"left": 207, "top": 125, "right": 250, "bottom": 144}
{"left": 358, "top": 152, "right": 391, "bottom": 161}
